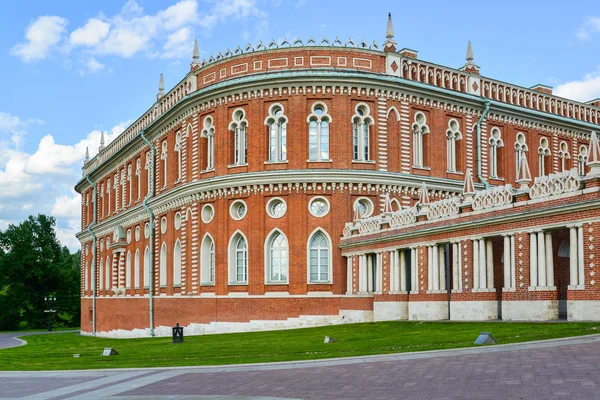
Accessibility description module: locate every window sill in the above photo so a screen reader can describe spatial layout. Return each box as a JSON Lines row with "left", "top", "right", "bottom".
{"left": 201, "top": 168, "right": 215, "bottom": 173}
{"left": 265, "top": 281, "right": 289, "bottom": 285}
{"left": 308, "top": 281, "right": 332, "bottom": 285}
{"left": 351, "top": 160, "right": 375, "bottom": 164}
{"left": 200, "top": 282, "right": 215, "bottom": 287}
{"left": 307, "top": 159, "right": 333, "bottom": 163}
{"left": 228, "top": 282, "right": 248, "bottom": 286}
{"left": 228, "top": 163, "right": 248, "bottom": 168}
{"left": 412, "top": 166, "right": 431, "bottom": 171}
{"left": 446, "top": 170, "right": 464, "bottom": 175}
{"left": 264, "top": 160, "right": 288, "bottom": 165}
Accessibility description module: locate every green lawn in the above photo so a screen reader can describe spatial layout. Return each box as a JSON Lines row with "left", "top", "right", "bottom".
{"left": 1, "top": 321, "right": 599, "bottom": 371}
{"left": 0, "top": 327, "right": 79, "bottom": 334}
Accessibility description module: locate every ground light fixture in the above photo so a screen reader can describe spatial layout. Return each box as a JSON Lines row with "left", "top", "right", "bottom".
{"left": 474, "top": 332, "right": 497, "bottom": 345}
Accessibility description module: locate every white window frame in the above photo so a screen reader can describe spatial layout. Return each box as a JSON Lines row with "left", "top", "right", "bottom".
{"left": 145, "top": 152, "right": 152, "bottom": 195}
{"left": 538, "top": 137, "right": 551, "bottom": 176}
{"left": 489, "top": 127, "right": 504, "bottom": 178}
{"left": 125, "top": 251, "right": 131, "bottom": 289}
{"left": 558, "top": 141, "right": 570, "bottom": 172}
{"left": 135, "top": 159, "right": 141, "bottom": 201}
{"left": 264, "top": 103, "right": 288, "bottom": 162}
{"left": 201, "top": 116, "right": 215, "bottom": 171}
{"left": 160, "top": 242, "right": 167, "bottom": 287}
{"left": 446, "top": 118, "right": 462, "bottom": 172}
{"left": 578, "top": 145, "right": 588, "bottom": 175}
{"left": 173, "top": 239, "right": 182, "bottom": 288}
{"left": 308, "top": 196, "right": 330, "bottom": 218}
{"left": 307, "top": 102, "right": 332, "bottom": 161}
{"left": 353, "top": 197, "right": 375, "bottom": 218}
{"left": 175, "top": 131, "right": 182, "bottom": 182}
{"left": 352, "top": 103, "right": 374, "bottom": 161}
{"left": 228, "top": 108, "right": 248, "bottom": 166}
{"left": 134, "top": 249, "right": 140, "bottom": 289}
{"left": 412, "top": 112, "right": 430, "bottom": 167}
{"left": 201, "top": 233, "right": 216, "bottom": 285}
{"left": 161, "top": 141, "right": 168, "bottom": 188}
{"left": 143, "top": 246, "right": 150, "bottom": 288}
{"left": 265, "top": 229, "right": 289, "bottom": 284}
{"left": 307, "top": 228, "right": 333, "bottom": 284}
{"left": 230, "top": 199, "right": 247, "bottom": 221}
{"left": 228, "top": 231, "right": 248, "bottom": 284}
{"left": 266, "top": 197, "right": 287, "bottom": 219}
{"left": 514, "top": 132, "right": 528, "bottom": 176}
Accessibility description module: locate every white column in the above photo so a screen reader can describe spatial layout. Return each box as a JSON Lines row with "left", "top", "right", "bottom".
{"left": 432, "top": 245, "right": 440, "bottom": 290}
{"left": 530, "top": 232, "right": 538, "bottom": 287}
{"left": 537, "top": 231, "right": 546, "bottom": 287}
{"left": 578, "top": 226, "right": 585, "bottom": 288}
{"left": 389, "top": 250, "right": 395, "bottom": 293}
{"left": 427, "top": 246, "right": 433, "bottom": 290}
{"left": 479, "top": 239, "right": 487, "bottom": 289}
{"left": 346, "top": 257, "right": 352, "bottom": 294}
{"left": 486, "top": 239, "right": 494, "bottom": 290}
{"left": 400, "top": 250, "right": 407, "bottom": 292}
{"left": 367, "top": 255, "right": 374, "bottom": 292}
{"left": 473, "top": 240, "right": 480, "bottom": 290}
{"left": 411, "top": 248, "right": 418, "bottom": 293}
{"left": 503, "top": 235, "right": 511, "bottom": 289}
{"left": 458, "top": 243, "right": 463, "bottom": 290}
{"left": 545, "top": 232, "right": 554, "bottom": 287}
{"left": 569, "top": 226, "right": 578, "bottom": 286}
{"left": 510, "top": 235, "right": 516, "bottom": 289}
{"left": 361, "top": 255, "right": 368, "bottom": 292}
{"left": 376, "top": 253, "right": 383, "bottom": 293}
{"left": 439, "top": 245, "right": 446, "bottom": 291}
{"left": 452, "top": 243, "right": 459, "bottom": 290}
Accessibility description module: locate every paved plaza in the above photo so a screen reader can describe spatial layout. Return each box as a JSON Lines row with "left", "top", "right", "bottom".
{"left": 2, "top": 334, "right": 600, "bottom": 399}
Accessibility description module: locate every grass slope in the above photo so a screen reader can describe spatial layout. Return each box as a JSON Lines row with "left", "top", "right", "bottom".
{"left": 1, "top": 321, "right": 598, "bottom": 371}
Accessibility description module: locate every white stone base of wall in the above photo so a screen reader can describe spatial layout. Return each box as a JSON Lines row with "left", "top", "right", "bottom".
{"left": 567, "top": 300, "right": 600, "bottom": 321}
{"left": 502, "top": 300, "right": 559, "bottom": 321}
{"left": 408, "top": 301, "right": 449, "bottom": 320}
{"left": 373, "top": 302, "right": 408, "bottom": 321}
{"left": 85, "top": 311, "right": 373, "bottom": 338}
{"left": 450, "top": 301, "right": 498, "bottom": 321}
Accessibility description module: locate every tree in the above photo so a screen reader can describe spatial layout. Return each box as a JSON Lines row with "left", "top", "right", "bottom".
{"left": 0, "top": 215, "right": 80, "bottom": 330}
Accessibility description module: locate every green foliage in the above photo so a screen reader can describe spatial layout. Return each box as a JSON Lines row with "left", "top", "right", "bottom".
{"left": 0, "top": 215, "right": 80, "bottom": 330}
{"left": 0, "top": 321, "right": 598, "bottom": 371}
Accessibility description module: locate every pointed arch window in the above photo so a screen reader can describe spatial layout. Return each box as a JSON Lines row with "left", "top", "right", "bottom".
{"left": 201, "top": 116, "right": 215, "bottom": 170}
{"left": 120, "top": 169, "right": 126, "bottom": 210}
{"left": 352, "top": 103, "right": 373, "bottom": 161}
{"left": 161, "top": 141, "right": 168, "bottom": 188}
{"left": 446, "top": 119, "right": 462, "bottom": 172}
{"left": 134, "top": 249, "right": 140, "bottom": 289}
{"left": 201, "top": 234, "right": 215, "bottom": 285}
{"left": 266, "top": 231, "right": 288, "bottom": 283}
{"left": 265, "top": 104, "right": 288, "bottom": 162}
{"left": 107, "top": 178, "right": 111, "bottom": 214}
{"left": 125, "top": 251, "right": 131, "bottom": 289}
{"left": 229, "top": 108, "right": 248, "bottom": 166}
{"left": 100, "top": 184, "right": 105, "bottom": 218}
{"left": 538, "top": 137, "right": 551, "bottom": 176}
{"left": 308, "top": 230, "right": 331, "bottom": 283}
{"left": 514, "top": 132, "right": 528, "bottom": 176}
{"left": 308, "top": 102, "right": 331, "bottom": 161}
{"left": 578, "top": 145, "right": 588, "bottom": 175}
{"left": 229, "top": 232, "right": 248, "bottom": 283}
{"left": 135, "top": 159, "right": 141, "bottom": 201}
{"left": 105, "top": 256, "right": 111, "bottom": 290}
{"left": 145, "top": 152, "right": 152, "bottom": 195}
{"left": 127, "top": 165, "right": 132, "bottom": 205}
{"left": 412, "top": 112, "right": 430, "bottom": 167}
{"left": 99, "top": 258, "right": 104, "bottom": 291}
{"left": 175, "top": 132, "right": 182, "bottom": 181}
{"left": 173, "top": 240, "right": 182, "bottom": 287}
{"left": 489, "top": 127, "right": 504, "bottom": 178}
{"left": 160, "top": 242, "right": 167, "bottom": 287}
{"left": 143, "top": 246, "right": 150, "bottom": 288}
{"left": 558, "top": 141, "right": 571, "bottom": 172}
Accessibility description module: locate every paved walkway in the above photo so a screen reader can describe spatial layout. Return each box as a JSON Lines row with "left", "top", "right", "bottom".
{"left": 0, "top": 331, "right": 80, "bottom": 350}
{"left": 1, "top": 334, "right": 600, "bottom": 399}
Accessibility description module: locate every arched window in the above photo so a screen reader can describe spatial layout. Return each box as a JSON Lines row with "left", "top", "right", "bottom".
{"left": 446, "top": 119, "right": 462, "bottom": 172}
{"left": 201, "top": 234, "right": 215, "bottom": 284}
{"left": 160, "top": 242, "right": 167, "bottom": 287}
{"left": 514, "top": 132, "right": 528, "bottom": 176}
{"left": 84, "top": 261, "right": 88, "bottom": 291}
{"left": 145, "top": 152, "right": 152, "bottom": 195}
{"left": 489, "top": 127, "right": 504, "bottom": 178}
{"left": 134, "top": 249, "right": 140, "bottom": 289}
{"left": 107, "top": 178, "right": 111, "bottom": 214}
{"left": 229, "top": 108, "right": 248, "bottom": 166}
{"left": 160, "top": 141, "right": 168, "bottom": 188}
{"left": 173, "top": 240, "right": 182, "bottom": 287}
{"left": 308, "top": 102, "right": 331, "bottom": 161}
{"left": 538, "top": 137, "right": 551, "bottom": 176}
{"left": 412, "top": 112, "right": 430, "bottom": 167}
{"left": 120, "top": 169, "right": 126, "bottom": 210}
{"left": 558, "top": 141, "right": 571, "bottom": 172}
{"left": 175, "top": 131, "right": 182, "bottom": 181}
{"left": 127, "top": 165, "right": 132, "bottom": 205}
{"left": 125, "top": 251, "right": 131, "bottom": 289}
{"left": 201, "top": 116, "right": 215, "bottom": 170}
{"left": 100, "top": 184, "right": 105, "bottom": 218}
{"left": 135, "top": 159, "right": 141, "bottom": 201}
{"left": 143, "top": 246, "right": 150, "bottom": 288}
{"left": 266, "top": 231, "right": 288, "bottom": 283}
{"left": 352, "top": 103, "right": 373, "bottom": 161}
{"left": 229, "top": 232, "right": 248, "bottom": 283}
{"left": 578, "top": 145, "right": 588, "bottom": 175}
{"left": 308, "top": 230, "right": 331, "bottom": 283}
{"left": 265, "top": 104, "right": 288, "bottom": 162}
{"left": 105, "top": 256, "right": 111, "bottom": 290}
{"left": 99, "top": 258, "right": 104, "bottom": 291}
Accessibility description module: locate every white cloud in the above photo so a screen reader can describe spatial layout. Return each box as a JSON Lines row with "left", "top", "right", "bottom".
{"left": 554, "top": 67, "right": 600, "bottom": 102}
{"left": 86, "top": 57, "right": 105, "bottom": 72}
{"left": 11, "top": 16, "right": 68, "bottom": 62}
{"left": 199, "top": 0, "right": 263, "bottom": 30}
{"left": 576, "top": 17, "right": 600, "bottom": 41}
{"left": 70, "top": 18, "right": 111, "bottom": 46}
{"left": 51, "top": 193, "right": 80, "bottom": 218}
{"left": 158, "top": 0, "right": 198, "bottom": 30}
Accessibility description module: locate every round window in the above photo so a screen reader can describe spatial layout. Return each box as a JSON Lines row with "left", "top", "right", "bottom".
{"left": 354, "top": 197, "right": 374, "bottom": 218}
{"left": 309, "top": 197, "right": 330, "bottom": 217}
{"left": 230, "top": 200, "right": 247, "bottom": 220}
{"left": 174, "top": 212, "right": 182, "bottom": 230}
{"left": 266, "top": 198, "right": 287, "bottom": 219}
{"left": 202, "top": 204, "right": 214, "bottom": 223}
{"left": 160, "top": 217, "right": 167, "bottom": 234}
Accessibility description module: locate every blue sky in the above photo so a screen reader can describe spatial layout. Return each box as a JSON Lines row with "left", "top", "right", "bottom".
{"left": 0, "top": 0, "right": 599, "bottom": 250}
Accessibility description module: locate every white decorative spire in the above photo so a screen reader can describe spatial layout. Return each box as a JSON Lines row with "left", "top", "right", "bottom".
{"left": 84, "top": 146, "right": 89, "bottom": 164}
{"left": 383, "top": 13, "right": 397, "bottom": 53}
{"left": 353, "top": 203, "right": 363, "bottom": 221}
{"left": 587, "top": 131, "right": 600, "bottom": 175}
{"left": 383, "top": 192, "right": 393, "bottom": 214}
{"left": 461, "top": 40, "right": 479, "bottom": 74}
{"left": 99, "top": 132, "right": 105, "bottom": 151}
{"left": 418, "top": 182, "right": 430, "bottom": 214}
{"left": 466, "top": 41, "right": 474, "bottom": 63}
{"left": 463, "top": 168, "right": 476, "bottom": 202}
{"left": 191, "top": 39, "right": 200, "bottom": 68}
{"left": 516, "top": 155, "right": 532, "bottom": 189}
{"left": 157, "top": 73, "right": 165, "bottom": 101}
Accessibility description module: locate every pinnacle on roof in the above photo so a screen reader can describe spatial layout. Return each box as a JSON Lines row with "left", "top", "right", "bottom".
{"left": 84, "top": 146, "right": 89, "bottom": 164}
{"left": 99, "top": 132, "right": 105, "bottom": 152}
{"left": 353, "top": 203, "right": 363, "bottom": 221}
{"left": 463, "top": 168, "right": 476, "bottom": 202}
{"left": 383, "top": 192, "right": 393, "bottom": 214}
{"left": 466, "top": 40, "right": 474, "bottom": 63}
{"left": 461, "top": 40, "right": 479, "bottom": 73}
{"left": 383, "top": 12, "right": 397, "bottom": 53}
{"left": 516, "top": 156, "right": 532, "bottom": 190}
{"left": 587, "top": 131, "right": 600, "bottom": 175}
{"left": 418, "top": 181, "right": 430, "bottom": 205}
{"left": 157, "top": 73, "right": 165, "bottom": 101}
{"left": 386, "top": 13, "right": 394, "bottom": 39}
{"left": 193, "top": 39, "right": 199, "bottom": 60}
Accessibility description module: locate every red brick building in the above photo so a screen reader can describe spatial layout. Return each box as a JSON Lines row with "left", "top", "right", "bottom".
{"left": 76, "top": 15, "right": 600, "bottom": 337}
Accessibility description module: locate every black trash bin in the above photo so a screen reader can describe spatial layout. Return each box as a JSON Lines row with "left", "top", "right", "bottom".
{"left": 172, "top": 323, "right": 184, "bottom": 343}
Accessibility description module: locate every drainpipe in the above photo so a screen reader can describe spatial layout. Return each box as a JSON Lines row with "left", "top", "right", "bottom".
{"left": 84, "top": 175, "right": 97, "bottom": 335}
{"left": 475, "top": 100, "right": 492, "bottom": 188}
{"left": 140, "top": 129, "right": 156, "bottom": 337}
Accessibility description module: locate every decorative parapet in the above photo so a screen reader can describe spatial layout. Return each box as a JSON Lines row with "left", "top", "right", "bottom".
{"left": 426, "top": 197, "right": 460, "bottom": 220}
{"left": 358, "top": 217, "right": 383, "bottom": 235}
{"left": 342, "top": 206, "right": 417, "bottom": 237}
{"left": 389, "top": 207, "right": 418, "bottom": 228}
{"left": 472, "top": 185, "right": 514, "bottom": 211}
{"left": 529, "top": 168, "right": 582, "bottom": 200}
